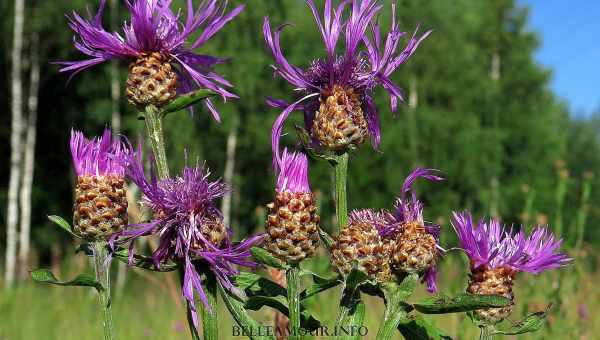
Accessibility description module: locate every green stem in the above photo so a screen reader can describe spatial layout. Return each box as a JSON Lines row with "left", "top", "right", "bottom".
{"left": 92, "top": 241, "right": 114, "bottom": 340}
{"left": 200, "top": 269, "right": 219, "bottom": 340}
{"left": 333, "top": 152, "right": 349, "bottom": 231}
{"left": 479, "top": 326, "right": 494, "bottom": 340}
{"left": 335, "top": 289, "right": 365, "bottom": 340}
{"left": 376, "top": 302, "right": 408, "bottom": 340}
{"left": 375, "top": 275, "right": 417, "bottom": 340}
{"left": 143, "top": 104, "right": 169, "bottom": 179}
{"left": 217, "top": 282, "right": 275, "bottom": 340}
{"left": 286, "top": 265, "right": 301, "bottom": 340}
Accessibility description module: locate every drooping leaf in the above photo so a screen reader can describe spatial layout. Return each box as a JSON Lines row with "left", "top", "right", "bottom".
{"left": 398, "top": 315, "right": 453, "bottom": 340}
{"left": 113, "top": 248, "right": 178, "bottom": 272}
{"left": 250, "top": 247, "right": 287, "bottom": 269}
{"left": 244, "top": 295, "right": 321, "bottom": 330}
{"left": 31, "top": 269, "right": 103, "bottom": 291}
{"left": 494, "top": 308, "right": 550, "bottom": 335}
{"left": 48, "top": 215, "right": 79, "bottom": 238}
{"left": 160, "top": 89, "right": 216, "bottom": 116}
{"left": 413, "top": 293, "right": 512, "bottom": 314}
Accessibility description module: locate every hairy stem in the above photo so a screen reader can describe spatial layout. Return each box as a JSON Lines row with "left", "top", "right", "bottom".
{"left": 333, "top": 152, "right": 349, "bottom": 231}
{"left": 200, "top": 269, "right": 219, "bottom": 340}
{"left": 286, "top": 265, "right": 301, "bottom": 340}
{"left": 335, "top": 289, "right": 365, "bottom": 340}
{"left": 143, "top": 104, "right": 169, "bottom": 179}
{"left": 92, "top": 241, "right": 114, "bottom": 340}
{"left": 479, "top": 325, "right": 494, "bottom": 340}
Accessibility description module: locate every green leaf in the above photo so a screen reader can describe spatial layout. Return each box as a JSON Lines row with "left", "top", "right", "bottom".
{"left": 233, "top": 272, "right": 287, "bottom": 298}
{"left": 75, "top": 243, "right": 94, "bottom": 256}
{"left": 300, "top": 272, "right": 342, "bottom": 300}
{"left": 413, "top": 293, "right": 512, "bottom": 314}
{"left": 345, "top": 268, "right": 369, "bottom": 291}
{"left": 160, "top": 89, "right": 216, "bottom": 116}
{"left": 494, "top": 308, "right": 550, "bottom": 335}
{"left": 48, "top": 215, "right": 79, "bottom": 238}
{"left": 113, "top": 248, "right": 178, "bottom": 272}
{"left": 31, "top": 269, "right": 103, "bottom": 291}
{"left": 218, "top": 281, "right": 275, "bottom": 340}
{"left": 250, "top": 247, "right": 287, "bottom": 269}
{"left": 398, "top": 315, "right": 453, "bottom": 340}
{"left": 244, "top": 295, "right": 321, "bottom": 330}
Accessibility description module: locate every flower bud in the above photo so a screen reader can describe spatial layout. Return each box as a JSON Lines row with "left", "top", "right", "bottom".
{"left": 312, "top": 85, "right": 368, "bottom": 150}
{"left": 265, "top": 151, "right": 320, "bottom": 264}
{"left": 125, "top": 52, "right": 177, "bottom": 109}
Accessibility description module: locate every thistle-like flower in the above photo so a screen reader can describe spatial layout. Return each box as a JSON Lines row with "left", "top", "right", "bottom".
{"left": 265, "top": 149, "right": 320, "bottom": 264}
{"left": 330, "top": 168, "right": 442, "bottom": 290}
{"left": 452, "top": 211, "right": 571, "bottom": 324}
{"left": 118, "top": 148, "right": 264, "bottom": 327}
{"left": 265, "top": 0, "right": 431, "bottom": 152}
{"left": 59, "top": 0, "right": 242, "bottom": 115}
{"left": 70, "top": 128, "right": 130, "bottom": 240}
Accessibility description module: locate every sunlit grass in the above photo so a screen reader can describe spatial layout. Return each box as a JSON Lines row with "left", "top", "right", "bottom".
{"left": 1, "top": 251, "right": 597, "bottom": 339}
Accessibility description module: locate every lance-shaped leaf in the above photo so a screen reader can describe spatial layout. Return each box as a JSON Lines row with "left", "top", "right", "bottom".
{"left": 31, "top": 269, "right": 103, "bottom": 292}
{"left": 160, "top": 89, "right": 216, "bottom": 116}
{"left": 493, "top": 308, "right": 550, "bottom": 335}
{"left": 244, "top": 295, "right": 321, "bottom": 330}
{"left": 250, "top": 247, "right": 287, "bottom": 269}
{"left": 233, "top": 272, "right": 287, "bottom": 298}
{"left": 300, "top": 271, "right": 342, "bottom": 300}
{"left": 218, "top": 281, "right": 275, "bottom": 340}
{"left": 113, "top": 248, "right": 178, "bottom": 272}
{"left": 398, "top": 315, "right": 453, "bottom": 340}
{"left": 413, "top": 293, "right": 512, "bottom": 314}
{"left": 48, "top": 215, "right": 79, "bottom": 238}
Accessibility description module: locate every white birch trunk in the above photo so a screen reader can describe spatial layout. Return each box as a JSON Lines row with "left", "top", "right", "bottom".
{"left": 5, "top": 0, "right": 26, "bottom": 287}
{"left": 18, "top": 33, "right": 40, "bottom": 277}
{"left": 220, "top": 125, "right": 238, "bottom": 228}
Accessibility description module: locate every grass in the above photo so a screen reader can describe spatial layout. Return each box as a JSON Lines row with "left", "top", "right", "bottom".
{"left": 1, "top": 250, "right": 597, "bottom": 340}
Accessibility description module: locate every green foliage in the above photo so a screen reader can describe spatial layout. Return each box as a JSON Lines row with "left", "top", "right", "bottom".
{"left": 412, "top": 293, "right": 512, "bottom": 314}
{"left": 250, "top": 247, "right": 287, "bottom": 270}
{"left": 31, "top": 269, "right": 103, "bottom": 292}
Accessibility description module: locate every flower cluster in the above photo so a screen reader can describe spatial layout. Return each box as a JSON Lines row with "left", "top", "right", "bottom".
{"left": 331, "top": 168, "right": 443, "bottom": 291}
{"left": 265, "top": 0, "right": 431, "bottom": 152}
{"left": 60, "top": 0, "right": 242, "bottom": 115}
{"left": 117, "top": 148, "right": 264, "bottom": 326}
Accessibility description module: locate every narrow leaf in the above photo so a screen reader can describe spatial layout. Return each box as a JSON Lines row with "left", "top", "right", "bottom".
{"left": 233, "top": 272, "right": 287, "bottom": 298}
{"left": 494, "top": 308, "right": 549, "bottom": 335}
{"left": 300, "top": 273, "right": 342, "bottom": 300}
{"left": 48, "top": 215, "right": 79, "bottom": 238}
{"left": 398, "top": 315, "right": 453, "bottom": 340}
{"left": 31, "top": 269, "right": 103, "bottom": 291}
{"left": 345, "top": 268, "right": 369, "bottom": 291}
{"left": 413, "top": 293, "right": 512, "bottom": 314}
{"left": 160, "top": 89, "right": 216, "bottom": 115}
{"left": 250, "top": 247, "right": 287, "bottom": 269}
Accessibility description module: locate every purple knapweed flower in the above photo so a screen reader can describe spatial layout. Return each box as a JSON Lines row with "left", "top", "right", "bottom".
{"left": 265, "top": 0, "right": 431, "bottom": 153}
{"left": 70, "top": 128, "right": 130, "bottom": 240}
{"left": 451, "top": 211, "right": 571, "bottom": 275}
{"left": 452, "top": 211, "right": 571, "bottom": 324}
{"left": 265, "top": 148, "right": 321, "bottom": 264}
{"left": 117, "top": 148, "right": 264, "bottom": 328}
{"left": 59, "top": 0, "right": 243, "bottom": 116}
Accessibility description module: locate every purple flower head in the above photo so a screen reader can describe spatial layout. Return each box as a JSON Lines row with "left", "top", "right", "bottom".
{"left": 70, "top": 128, "right": 130, "bottom": 177}
{"left": 276, "top": 148, "right": 311, "bottom": 193}
{"left": 59, "top": 0, "right": 244, "bottom": 119}
{"left": 451, "top": 211, "right": 572, "bottom": 274}
{"left": 265, "top": 0, "right": 431, "bottom": 155}
{"left": 118, "top": 148, "right": 264, "bottom": 328}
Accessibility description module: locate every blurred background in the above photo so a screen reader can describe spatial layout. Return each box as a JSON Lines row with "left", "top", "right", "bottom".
{"left": 1, "top": 0, "right": 598, "bottom": 339}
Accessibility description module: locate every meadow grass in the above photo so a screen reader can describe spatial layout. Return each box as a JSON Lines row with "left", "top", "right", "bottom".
{"left": 1, "top": 251, "right": 596, "bottom": 340}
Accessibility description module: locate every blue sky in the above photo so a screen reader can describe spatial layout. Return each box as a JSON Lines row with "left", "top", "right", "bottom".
{"left": 519, "top": 0, "right": 600, "bottom": 115}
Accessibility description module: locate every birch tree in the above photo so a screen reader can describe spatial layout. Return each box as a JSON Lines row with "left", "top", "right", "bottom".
{"left": 5, "top": 0, "right": 26, "bottom": 287}
{"left": 18, "top": 33, "right": 40, "bottom": 278}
